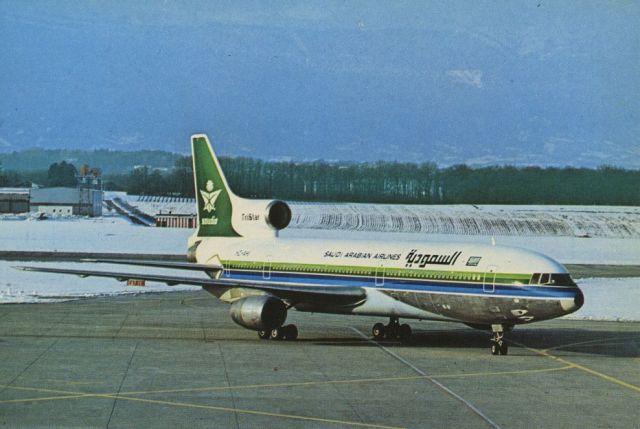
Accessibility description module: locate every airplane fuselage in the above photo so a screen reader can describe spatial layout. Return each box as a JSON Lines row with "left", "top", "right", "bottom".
{"left": 193, "top": 236, "right": 584, "bottom": 327}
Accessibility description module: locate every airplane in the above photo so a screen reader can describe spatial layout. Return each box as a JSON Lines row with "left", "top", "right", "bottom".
{"left": 17, "top": 134, "right": 585, "bottom": 355}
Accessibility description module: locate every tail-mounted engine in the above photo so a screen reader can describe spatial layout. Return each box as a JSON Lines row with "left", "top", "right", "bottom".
{"left": 231, "top": 198, "right": 291, "bottom": 237}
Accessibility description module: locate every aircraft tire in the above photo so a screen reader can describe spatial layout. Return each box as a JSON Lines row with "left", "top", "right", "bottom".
{"left": 284, "top": 324, "right": 298, "bottom": 341}
{"left": 491, "top": 341, "right": 500, "bottom": 355}
{"left": 258, "top": 330, "right": 270, "bottom": 340}
{"left": 398, "top": 324, "right": 412, "bottom": 342}
{"left": 372, "top": 323, "right": 385, "bottom": 339}
{"left": 270, "top": 327, "right": 285, "bottom": 340}
{"left": 499, "top": 342, "right": 509, "bottom": 355}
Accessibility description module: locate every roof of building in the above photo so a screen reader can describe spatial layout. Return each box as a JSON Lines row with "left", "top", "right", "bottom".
{"left": 30, "top": 187, "right": 81, "bottom": 204}
{"left": 0, "top": 188, "right": 30, "bottom": 195}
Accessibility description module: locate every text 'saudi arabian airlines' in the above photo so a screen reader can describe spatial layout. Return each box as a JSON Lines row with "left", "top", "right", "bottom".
{"left": 18, "top": 134, "right": 585, "bottom": 355}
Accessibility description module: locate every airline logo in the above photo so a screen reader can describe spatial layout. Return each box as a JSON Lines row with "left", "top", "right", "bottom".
{"left": 405, "top": 249, "right": 462, "bottom": 268}
{"left": 200, "top": 180, "right": 221, "bottom": 225}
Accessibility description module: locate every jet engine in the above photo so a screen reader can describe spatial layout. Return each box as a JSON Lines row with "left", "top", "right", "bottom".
{"left": 231, "top": 199, "right": 292, "bottom": 237}
{"left": 264, "top": 200, "right": 292, "bottom": 230}
{"left": 229, "top": 295, "right": 287, "bottom": 331}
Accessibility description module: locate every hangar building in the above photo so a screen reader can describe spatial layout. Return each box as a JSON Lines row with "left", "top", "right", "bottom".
{"left": 0, "top": 188, "right": 30, "bottom": 214}
{"left": 30, "top": 187, "right": 103, "bottom": 217}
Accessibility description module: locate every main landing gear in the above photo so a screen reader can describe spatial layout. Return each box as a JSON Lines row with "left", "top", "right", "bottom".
{"left": 258, "top": 324, "right": 298, "bottom": 341}
{"left": 490, "top": 324, "right": 509, "bottom": 355}
{"left": 372, "top": 317, "right": 412, "bottom": 342}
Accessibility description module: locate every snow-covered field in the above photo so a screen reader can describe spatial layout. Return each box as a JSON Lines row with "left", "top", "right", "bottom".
{"left": 0, "top": 260, "right": 201, "bottom": 304}
{"left": 565, "top": 277, "right": 640, "bottom": 322}
{"left": 1, "top": 211, "right": 638, "bottom": 321}
{"left": 117, "top": 196, "right": 640, "bottom": 239}
{"left": 2, "top": 212, "right": 639, "bottom": 264}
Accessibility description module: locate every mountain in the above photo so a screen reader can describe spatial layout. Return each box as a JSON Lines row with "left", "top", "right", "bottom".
{"left": 1, "top": 2, "right": 638, "bottom": 168}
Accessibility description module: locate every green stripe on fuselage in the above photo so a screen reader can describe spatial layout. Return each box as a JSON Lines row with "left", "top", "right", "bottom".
{"left": 221, "top": 259, "right": 532, "bottom": 285}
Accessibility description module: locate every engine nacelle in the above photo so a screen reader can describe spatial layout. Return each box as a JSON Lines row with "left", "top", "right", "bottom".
{"left": 231, "top": 198, "right": 292, "bottom": 237}
{"left": 229, "top": 295, "right": 287, "bottom": 331}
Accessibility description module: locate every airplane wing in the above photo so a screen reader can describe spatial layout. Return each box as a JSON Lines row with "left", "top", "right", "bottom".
{"left": 80, "top": 258, "right": 224, "bottom": 272}
{"left": 14, "top": 265, "right": 366, "bottom": 306}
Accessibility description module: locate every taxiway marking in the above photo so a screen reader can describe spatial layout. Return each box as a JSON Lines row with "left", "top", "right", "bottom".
{"left": 512, "top": 340, "right": 640, "bottom": 394}
{"left": 350, "top": 327, "right": 502, "bottom": 429}
{"left": 0, "top": 364, "right": 574, "bottom": 404}
{"left": 0, "top": 385, "right": 402, "bottom": 429}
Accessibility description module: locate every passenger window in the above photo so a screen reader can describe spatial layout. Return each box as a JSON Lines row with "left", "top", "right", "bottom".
{"left": 540, "top": 273, "right": 550, "bottom": 284}
{"left": 531, "top": 273, "right": 540, "bottom": 284}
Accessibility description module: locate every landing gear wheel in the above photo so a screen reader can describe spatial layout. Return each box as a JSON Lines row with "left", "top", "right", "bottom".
{"left": 258, "top": 330, "right": 270, "bottom": 340}
{"left": 270, "top": 327, "right": 285, "bottom": 340}
{"left": 384, "top": 327, "right": 398, "bottom": 339}
{"left": 384, "top": 316, "right": 401, "bottom": 339}
{"left": 372, "top": 323, "right": 386, "bottom": 339}
{"left": 398, "top": 324, "right": 412, "bottom": 342}
{"left": 282, "top": 324, "right": 298, "bottom": 341}
{"left": 490, "top": 326, "right": 508, "bottom": 356}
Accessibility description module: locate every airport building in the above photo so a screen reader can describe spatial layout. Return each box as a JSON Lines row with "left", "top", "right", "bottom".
{"left": 131, "top": 195, "right": 196, "bottom": 228}
{"left": 155, "top": 213, "right": 197, "bottom": 228}
{"left": 30, "top": 187, "right": 102, "bottom": 217}
{"left": 0, "top": 188, "right": 30, "bottom": 214}
{"left": 29, "top": 164, "right": 104, "bottom": 217}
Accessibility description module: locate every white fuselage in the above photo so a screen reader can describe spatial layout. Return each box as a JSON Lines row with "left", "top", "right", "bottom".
{"left": 191, "top": 234, "right": 584, "bottom": 326}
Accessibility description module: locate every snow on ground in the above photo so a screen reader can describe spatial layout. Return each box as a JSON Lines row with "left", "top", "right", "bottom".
{"left": 1, "top": 212, "right": 639, "bottom": 321}
{"left": 1, "top": 214, "right": 638, "bottom": 264}
{"left": 567, "top": 278, "right": 640, "bottom": 322}
{"left": 0, "top": 260, "right": 200, "bottom": 304}
{"left": 287, "top": 203, "right": 640, "bottom": 239}
{"left": 0, "top": 212, "right": 190, "bottom": 254}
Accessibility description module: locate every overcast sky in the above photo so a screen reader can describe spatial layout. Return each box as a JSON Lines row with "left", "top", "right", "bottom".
{"left": 1, "top": 1, "right": 638, "bottom": 167}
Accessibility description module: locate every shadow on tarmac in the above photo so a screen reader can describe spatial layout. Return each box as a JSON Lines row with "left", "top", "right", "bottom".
{"left": 310, "top": 327, "right": 640, "bottom": 358}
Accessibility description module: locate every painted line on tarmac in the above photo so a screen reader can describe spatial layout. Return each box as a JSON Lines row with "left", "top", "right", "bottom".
{"left": 511, "top": 340, "right": 640, "bottom": 394}
{"left": 0, "top": 384, "right": 403, "bottom": 429}
{"left": 0, "top": 364, "right": 573, "bottom": 404}
{"left": 118, "top": 365, "right": 572, "bottom": 396}
{"left": 350, "top": 327, "right": 501, "bottom": 429}
{"left": 542, "top": 336, "right": 639, "bottom": 353}
{"left": 0, "top": 394, "right": 92, "bottom": 404}
{"left": 103, "top": 395, "right": 406, "bottom": 429}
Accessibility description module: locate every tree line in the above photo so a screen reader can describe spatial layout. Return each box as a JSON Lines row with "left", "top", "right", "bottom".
{"left": 2, "top": 158, "right": 638, "bottom": 205}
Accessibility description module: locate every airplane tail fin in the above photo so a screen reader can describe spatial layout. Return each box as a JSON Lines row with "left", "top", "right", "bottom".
{"left": 191, "top": 134, "right": 241, "bottom": 237}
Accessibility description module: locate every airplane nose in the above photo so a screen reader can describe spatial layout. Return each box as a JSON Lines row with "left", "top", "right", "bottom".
{"left": 560, "top": 288, "right": 584, "bottom": 313}
{"left": 574, "top": 288, "right": 585, "bottom": 309}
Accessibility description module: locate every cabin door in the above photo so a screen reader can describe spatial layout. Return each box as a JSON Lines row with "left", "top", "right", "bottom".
{"left": 483, "top": 265, "right": 497, "bottom": 293}
{"left": 375, "top": 265, "right": 385, "bottom": 286}
{"left": 262, "top": 256, "right": 272, "bottom": 280}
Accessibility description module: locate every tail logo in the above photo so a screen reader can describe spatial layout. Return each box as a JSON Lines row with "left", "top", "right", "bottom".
{"left": 200, "top": 180, "right": 222, "bottom": 213}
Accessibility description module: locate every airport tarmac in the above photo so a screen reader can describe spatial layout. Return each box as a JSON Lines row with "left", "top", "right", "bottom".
{"left": 0, "top": 291, "right": 638, "bottom": 429}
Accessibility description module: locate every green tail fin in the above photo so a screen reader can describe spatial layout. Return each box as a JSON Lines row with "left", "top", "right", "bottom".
{"left": 191, "top": 134, "right": 240, "bottom": 237}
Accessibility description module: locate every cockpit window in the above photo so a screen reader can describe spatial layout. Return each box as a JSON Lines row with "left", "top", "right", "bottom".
{"left": 530, "top": 273, "right": 577, "bottom": 286}
{"left": 550, "top": 274, "right": 577, "bottom": 286}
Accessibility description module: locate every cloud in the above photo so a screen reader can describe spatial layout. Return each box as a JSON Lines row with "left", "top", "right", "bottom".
{"left": 103, "top": 133, "right": 141, "bottom": 147}
{"left": 0, "top": 136, "right": 13, "bottom": 148}
{"left": 446, "top": 70, "right": 483, "bottom": 88}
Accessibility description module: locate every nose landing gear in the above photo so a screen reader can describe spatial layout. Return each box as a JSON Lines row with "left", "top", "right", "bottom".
{"left": 372, "top": 317, "right": 412, "bottom": 342}
{"left": 490, "top": 324, "right": 509, "bottom": 355}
